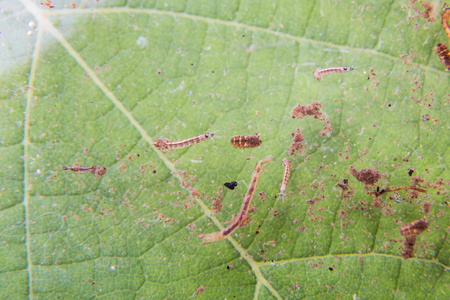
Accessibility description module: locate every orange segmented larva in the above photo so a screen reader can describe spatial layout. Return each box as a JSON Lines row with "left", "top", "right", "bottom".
{"left": 63, "top": 165, "right": 106, "bottom": 178}
{"left": 313, "top": 66, "right": 353, "bottom": 81}
{"left": 198, "top": 155, "right": 274, "bottom": 243}
{"left": 279, "top": 158, "right": 291, "bottom": 196}
{"left": 153, "top": 133, "right": 214, "bottom": 151}
{"left": 400, "top": 219, "right": 428, "bottom": 238}
{"left": 436, "top": 9, "right": 450, "bottom": 70}
{"left": 436, "top": 43, "right": 450, "bottom": 70}
{"left": 230, "top": 132, "right": 262, "bottom": 149}
{"left": 442, "top": 8, "right": 450, "bottom": 40}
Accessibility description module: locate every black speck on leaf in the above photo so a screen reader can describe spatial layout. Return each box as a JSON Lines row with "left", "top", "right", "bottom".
{"left": 224, "top": 181, "right": 238, "bottom": 190}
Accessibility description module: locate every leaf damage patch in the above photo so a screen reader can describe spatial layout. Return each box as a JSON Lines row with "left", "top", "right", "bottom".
{"left": 290, "top": 100, "right": 333, "bottom": 137}
{"left": 349, "top": 166, "right": 382, "bottom": 186}
{"left": 287, "top": 128, "right": 307, "bottom": 156}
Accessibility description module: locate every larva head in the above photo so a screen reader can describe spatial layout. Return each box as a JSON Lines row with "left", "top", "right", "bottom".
{"left": 96, "top": 167, "right": 106, "bottom": 176}
{"left": 282, "top": 158, "right": 291, "bottom": 167}
{"left": 343, "top": 66, "right": 353, "bottom": 71}
{"left": 153, "top": 139, "right": 169, "bottom": 151}
{"left": 205, "top": 133, "right": 214, "bottom": 138}
{"left": 436, "top": 43, "right": 447, "bottom": 52}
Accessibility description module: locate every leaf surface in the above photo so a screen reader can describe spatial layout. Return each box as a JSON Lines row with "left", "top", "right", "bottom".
{"left": 0, "top": 0, "right": 449, "bottom": 298}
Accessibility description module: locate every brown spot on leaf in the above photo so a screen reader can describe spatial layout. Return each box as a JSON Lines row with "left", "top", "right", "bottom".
{"left": 287, "top": 128, "right": 306, "bottom": 156}
{"left": 349, "top": 166, "right": 381, "bottom": 185}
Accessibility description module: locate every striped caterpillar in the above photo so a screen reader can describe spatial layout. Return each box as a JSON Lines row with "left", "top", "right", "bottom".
{"left": 153, "top": 133, "right": 214, "bottom": 151}
{"left": 198, "top": 155, "right": 273, "bottom": 243}
{"left": 279, "top": 158, "right": 291, "bottom": 196}
{"left": 313, "top": 66, "right": 353, "bottom": 81}
{"left": 63, "top": 165, "right": 106, "bottom": 178}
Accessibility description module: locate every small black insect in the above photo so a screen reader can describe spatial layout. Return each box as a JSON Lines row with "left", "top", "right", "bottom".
{"left": 224, "top": 181, "right": 238, "bottom": 190}
{"left": 343, "top": 179, "right": 348, "bottom": 184}
{"left": 408, "top": 169, "right": 414, "bottom": 176}
{"left": 328, "top": 267, "right": 334, "bottom": 271}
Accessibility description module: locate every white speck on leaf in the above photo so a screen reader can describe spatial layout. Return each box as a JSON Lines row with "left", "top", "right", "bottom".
{"left": 189, "top": 160, "right": 203, "bottom": 164}
{"left": 135, "top": 36, "right": 148, "bottom": 48}
{"left": 171, "top": 80, "right": 184, "bottom": 93}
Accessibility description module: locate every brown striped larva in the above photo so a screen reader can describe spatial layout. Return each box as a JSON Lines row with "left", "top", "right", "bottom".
{"left": 153, "top": 133, "right": 214, "bottom": 151}
{"left": 313, "top": 66, "right": 353, "bottom": 81}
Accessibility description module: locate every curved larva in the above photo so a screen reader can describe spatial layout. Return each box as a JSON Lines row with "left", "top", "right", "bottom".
{"left": 279, "top": 158, "right": 291, "bottom": 196}
{"left": 198, "top": 155, "right": 274, "bottom": 243}
{"left": 153, "top": 133, "right": 214, "bottom": 151}
{"left": 313, "top": 66, "right": 354, "bottom": 81}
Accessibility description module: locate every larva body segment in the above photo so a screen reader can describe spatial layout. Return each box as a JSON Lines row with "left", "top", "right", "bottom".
{"left": 436, "top": 9, "right": 450, "bottom": 70}
{"left": 153, "top": 133, "right": 214, "bottom": 151}
{"left": 230, "top": 133, "right": 262, "bottom": 149}
{"left": 442, "top": 8, "right": 450, "bottom": 40}
{"left": 313, "top": 66, "right": 353, "bottom": 81}
{"left": 279, "top": 158, "right": 291, "bottom": 195}
{"left": 153, "top": 138, "right": 170, "bottom": 151}
{"left": 436, "top": 43, "right": 450, "bottom": 70}
{"left": 401, "top": 236, "right": 416, "bottom": 259}
{"left": 400, "top": 219, "right": 428, "bottom": 238}
{"left": 199, "top": 155, "right": 274, "bottom": 243}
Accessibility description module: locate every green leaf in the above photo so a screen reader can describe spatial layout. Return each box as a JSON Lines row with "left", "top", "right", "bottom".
{"left": 1, "top": 0, "right": 449, "bottom": 298}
